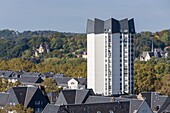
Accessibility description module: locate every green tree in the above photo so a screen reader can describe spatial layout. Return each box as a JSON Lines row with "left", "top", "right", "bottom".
{"left": 160, "top": 74, "right": 170, "bottom": 96}
{"left": 2, "top": 104, "right": 34, "bottom": 113}
{"left": 43, "top": 78, "right": 58, "bottom": 93}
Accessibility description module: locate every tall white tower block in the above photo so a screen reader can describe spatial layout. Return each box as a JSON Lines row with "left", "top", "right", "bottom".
{"left": 87, "top": 18, "right": 135, "bottom": 96}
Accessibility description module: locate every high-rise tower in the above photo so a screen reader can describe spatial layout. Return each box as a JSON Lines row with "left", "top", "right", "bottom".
{"left": 86, "top": 18, "right": 135, "bottom": 96}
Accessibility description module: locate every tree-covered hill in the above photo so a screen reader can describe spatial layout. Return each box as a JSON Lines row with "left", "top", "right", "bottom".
{"left": 0, "top": 29, "right": 169, "bottom": 60}
{"left": 0, "top": 29, "right": 170, "bottom": 95}
{"left": 0, "top": 29, "right": 86, "bottom": 60}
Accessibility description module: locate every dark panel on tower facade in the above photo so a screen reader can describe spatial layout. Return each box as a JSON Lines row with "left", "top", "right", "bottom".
{"left": 128, "top": 18, "right": 135, "bottom": 33}
{"left": 119, "top": 18, "right": 129, "bottom": 33}
{"left": 111, "top": 18, "right": 120, "bottom": 33}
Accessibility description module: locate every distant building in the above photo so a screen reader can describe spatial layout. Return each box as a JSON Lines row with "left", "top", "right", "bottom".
{"left": 140, "top": 48, "right": 163, "bottom": 61}
{"left": 87, "top": 18, "right": 135, "bottom": 95}
{"left": 33, "top": 43, "right": 50, "bottom": 57}
{"left": 55, "top": 77, "right": 87, "bottom": 90}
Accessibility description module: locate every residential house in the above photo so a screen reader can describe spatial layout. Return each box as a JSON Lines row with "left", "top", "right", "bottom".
{"left": 138, "top": 92, "right": 170, "bottom": 113}
{"left": 68, "top": 78, "right": 87, "bottom": 89}
{"left": 55, "top": 89, "right": 95, "bottom": 105}
{"left": 0, "top": 70, "right": 17, "bottom": 83}
{"left": 5, "top": 86, "right": 49, "bottom": 113}
{"left": 18, "top": 77, "right": 43, "bottom": 86}
{"left": 41, "top": 72, "right": 64, "bottom": 80}
{"left": 140, "top": 49, "right": 162, "bottom": 61}
{"left": 55, "top": 77, "right": 87, "bottom": 89}
{"left": 42, "top": 89, "right": 153, "bottom": 113}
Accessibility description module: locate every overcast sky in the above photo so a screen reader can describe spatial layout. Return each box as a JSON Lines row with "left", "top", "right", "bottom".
{"left": 0, "top": 0, "right": 169, "bottom": 33}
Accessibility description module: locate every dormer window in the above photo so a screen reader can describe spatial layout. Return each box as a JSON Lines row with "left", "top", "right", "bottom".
{"left": 35, "top": 101, "right": 41, "bottom": 105}
{"left": 71, "top": 82, "right": 75, "bottom": 85}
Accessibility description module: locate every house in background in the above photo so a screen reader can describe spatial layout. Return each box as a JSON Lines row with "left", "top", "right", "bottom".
{"left": 18, "top": 77, "right": 43, "bottom": 87}
{"left": 140, "top": 47, "right": 168, "bottom": 61}
{"left": 140, "top": 48, "right": 162, "bottom": 61}
{"left": 140, "top": 52, "right": 154, "bottom": 61}
{"left": 55, "top": 77, "right": 87, "bottom": 90}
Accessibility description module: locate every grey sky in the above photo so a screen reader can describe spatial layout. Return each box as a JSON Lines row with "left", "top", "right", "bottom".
{"left": 0, "top": 0, "right": 169, "bottom": 33}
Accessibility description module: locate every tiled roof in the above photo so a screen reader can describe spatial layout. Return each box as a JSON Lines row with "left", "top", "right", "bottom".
{"left": 56, "top": 89, "right": 94, "bottom": 105}
{"left": 85, "top": 96, "right": 114, "bottom": 103}
{"left": 55, "top": 77, "right": 71, "bottom": 85}
{"left": 0, "top": 92, "right": 9, "bottom": 107}
{"left": 18, "top": 77, "right": 43, "bottom": 84}
{"left": 43, "top": 101, "right": 130, "bottom": 113}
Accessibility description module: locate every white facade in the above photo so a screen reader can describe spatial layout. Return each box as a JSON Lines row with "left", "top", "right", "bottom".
{"left": 87, "top": 18, "right": 135, "bottom": 95}
{"left": 67, "top": 78, "right": 78, "bottom": 89}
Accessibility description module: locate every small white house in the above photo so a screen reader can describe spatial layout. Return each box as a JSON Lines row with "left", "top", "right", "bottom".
{"left": 67, "top": 78, "right": 78, "bottom": 89}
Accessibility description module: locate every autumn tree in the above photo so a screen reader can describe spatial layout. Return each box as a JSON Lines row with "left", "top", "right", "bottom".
{"left": 43, "top": 78, "right": 58, "bottom": 93}
{"left": 160, "top": 74, "right": 170, "bottom": 96}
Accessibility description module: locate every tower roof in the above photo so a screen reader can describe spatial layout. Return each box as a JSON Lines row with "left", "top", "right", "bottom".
{"left": 86, "top": 18, "right": 135, "bottom": 34}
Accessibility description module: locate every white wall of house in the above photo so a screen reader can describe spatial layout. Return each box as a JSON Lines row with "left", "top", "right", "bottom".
{"left": 145, "top": 53, "right": 151, "bottom": 61}
{"left": 67, "top": 78, "right": 78, "bottom": 89}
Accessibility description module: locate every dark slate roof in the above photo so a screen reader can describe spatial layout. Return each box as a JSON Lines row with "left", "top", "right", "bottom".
{"left": 6, "top": 86, "right": 43, "bottom": 107}
{"left": 55, "top": 89, "right": 95, "bottom": 105}
{"left": 42, "top": 104, "right": 60, "bottom": 113}
{"left": 55, "top": 77, "right": 72, "bottom": 85}
{"left": 13, "top": 71, "right": 25, "bottom": 75}
{"left": 43, "top": 101, "right": 130, "bottom": 113}
{"left": 41, "top": 72, "right": 55, "bottom": 78}
{"left": 24, "top": 87, "right": 38, "bottom": 106}
{"left": 140, "top": 92, "right": 152, "bottom": 107}
{"left": 53, "top": 74, "right": 65, "bottom": 78}
{"left": 20, "top": 72, "right": 41, "bottom": 77}
{"left": 86, "top": 18, "right": 135, "bottom": 34}
{"left": 13, "top": 87, "right": 27, "bottom": 105}
{"left": 129, "top": 99, "right": 143, "bottom": 113}
{"left": 75, "top": 89, "right": 94, "bottom": 104}
{"left": 41, "top": 72, "right": 65, "bottom": 79}
{"left": 158, "top": 97, "right": 170, "bottom": 113}
{"left": 85, "top": 96, "right": 114, "bottom": 103}
{"left": 140, "top": 92, "right": 170, "bottom": 112}
{"left": 55, "top": 77, "right": 86, "bottom": 86}
{"left": 74, "top": 78, "right": 87, "bottom": 85}
{"left": 0, "top": 70, "right": 13, "bottom": 78}
{"left": 18, "top": 77, "right": 43, "bottom": 84}
{"left": 148, "top": 52, "right": 154, "bottom": 57}
{"left": 164, "top": 103, "right": 170, "bottom": 112}
{"left": 0, "top": 92, "right": 9, "bottom": 107}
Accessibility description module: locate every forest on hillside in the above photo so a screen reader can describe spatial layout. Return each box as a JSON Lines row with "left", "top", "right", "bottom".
{"left": 0, "top": 29, "right": 170, "bottom": 95}
{"left": 0, "top": 29, "right": 169, "bottom": 60}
